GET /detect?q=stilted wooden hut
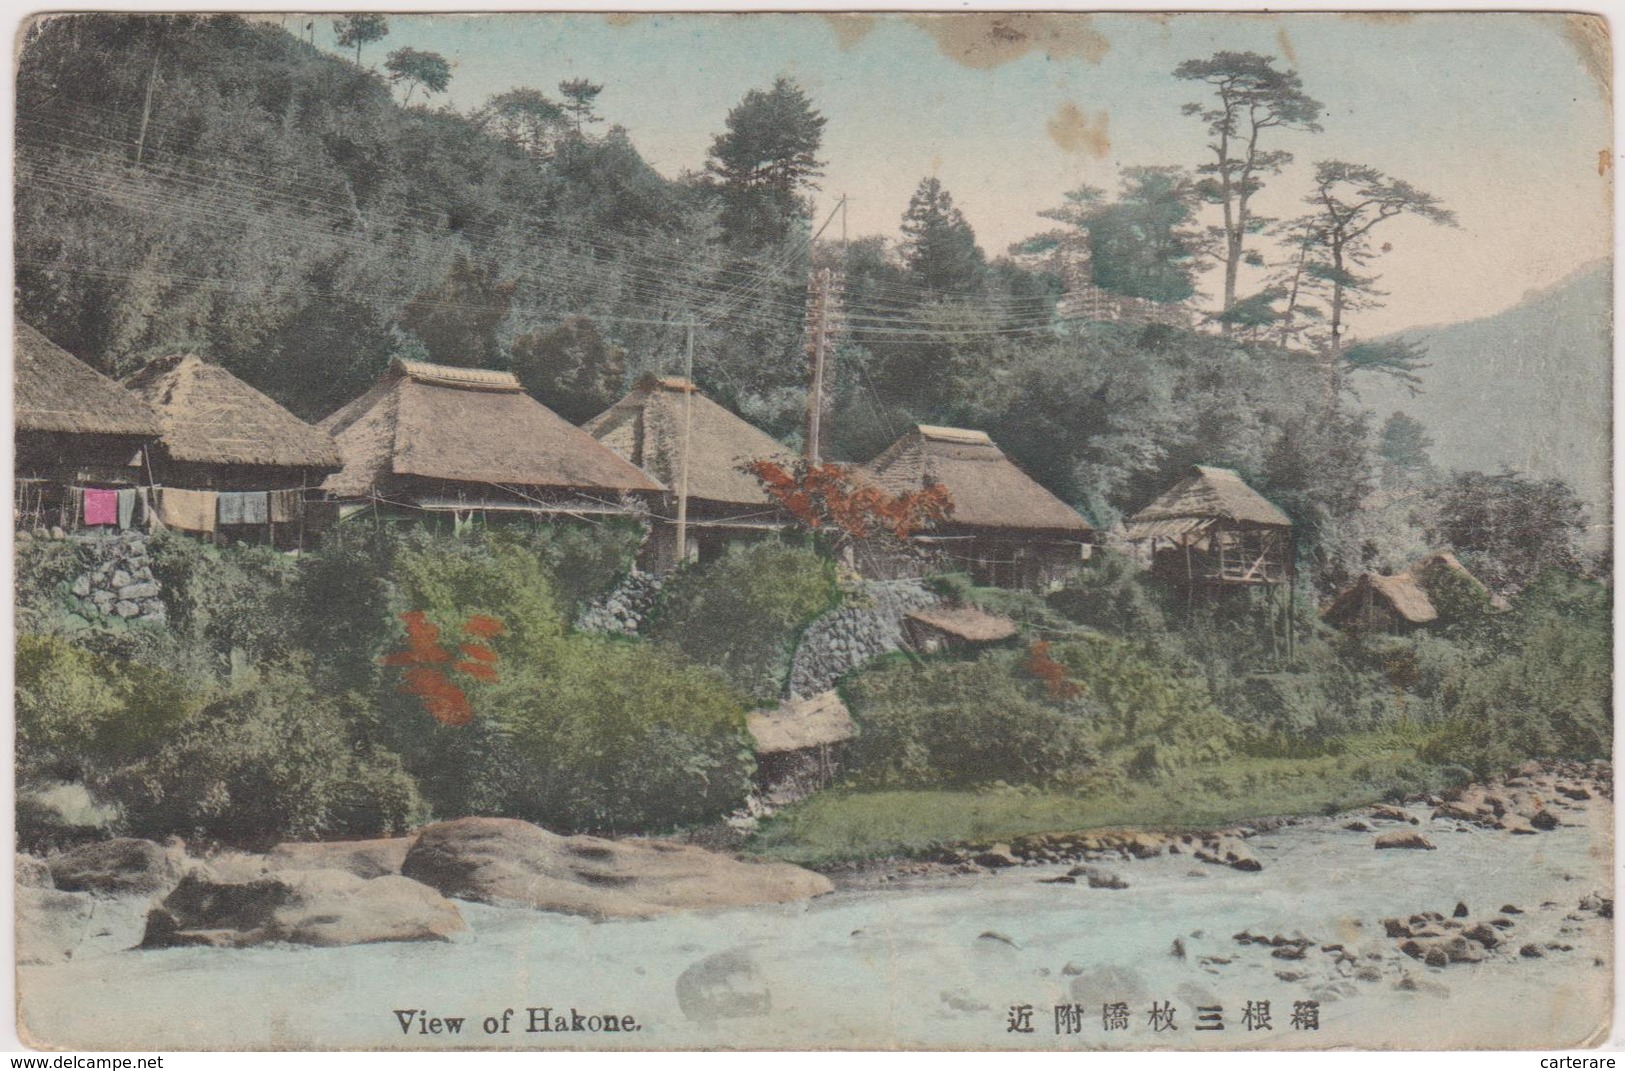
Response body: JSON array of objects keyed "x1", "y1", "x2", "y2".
[
  {"x1": 124, "y1": 354, "x2": 341, "y2": 545},
  {"x1": 320, "y1": 359, "x2": 662, "y2": 524},
  {"x1": 1124, "y1": 465, "x2": 1294, "y2": 592},
  {"x1": 583, "y1": 376, "x2": 794, "y2": 567},
  {"x1": 862, "y1": 424, "x2": 1094, "y2": 589},
  {"x1": 14, "y1": 320, "x2": 162, "y2": 530}
]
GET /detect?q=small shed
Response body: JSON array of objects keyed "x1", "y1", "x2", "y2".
[
  {"x1": 14, "y1": 320, "x2": 162, "y2": 530},
  {"x1": 904, "y1": 606, "x2": 1020, "y2": 655},
  {"x1": 862, "y1": 424, "x2": 1095, "y2": 589},
  {"x1": 124, "y1": 354, "x2": 341, "y2": 544},
  {"x1": 583, "y1": 376, "x2": 795, "y2": 567},
  {"x1": 1323, "y1": 551, "x2": 1501, "y2": 633},
  {"x1": 746, "y1": 690, "x2": 856, "y2": 803},
  {"x1": 1124, "y1": 465, "x2": 1293, "y2": 591},
  {"x1": 320, "y1": 359, "x2": 663, "y2": 523}
]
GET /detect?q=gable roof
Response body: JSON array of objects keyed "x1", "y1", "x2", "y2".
[
  {"x1": 906, "y1": 606, "x2": 1021, "y2": 643},
  {"x1": 747, "y1": 690, "x2": 856, "y2": 754},
  {"x1": 582, "y1": 376, "x2": 794, "y2": 508},
  {"x1": 862, "y1": 424, "x2": 1093, "y2": 535},
  {"x1": 123, "y1": 354, "x2": 340, "y2": 471},
  {"x1": 319, "y1": 359, "x2": 663, "y2": 498},
  {"x1": 1125, "y1": 465, "x2": 1292, "y2": 540},
  {"x1": 1323, "y1": 550, "x2": 1501, "y2": 627},
  {"x1": 15, "y1": 320, "x2": 162, "y2": 438}
]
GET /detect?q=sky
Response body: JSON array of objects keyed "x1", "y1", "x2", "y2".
[{"x1": 289, "y1": 10, "x2": 1612, "y2": 337}]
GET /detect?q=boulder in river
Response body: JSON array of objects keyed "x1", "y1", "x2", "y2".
[
  {"x1": 400, "y1": 817, "x2": 832, "y2": 919},
  {"x1": 141, "y1": 870, "x2": 465, "y2": 949},
  {"x1": 17, "y1": 886, "x2": 97, "y2": 964},
  {"x1": 675, "y1": 949, "x2": 771, "y2": 1022},
  {"x1": 49, "y1": 838, "x2": 182, "y2": 895},
  {"x1": 1374, "y1": 831, "x2": 1436, "y2": 851},
  {"x1": 267, "y1": 837, "x2": 417, "y2": 879}
]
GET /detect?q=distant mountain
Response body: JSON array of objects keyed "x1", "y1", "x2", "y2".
[{"x1": 1355, "y1": 261, "x2": 1612, "y2": 514}]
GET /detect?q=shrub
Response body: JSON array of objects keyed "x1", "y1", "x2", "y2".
[
  {"x1": 647, "y1": 541, "x2": 839, "y2": 702},
  {"x1": 106, "y1": 667, "x2": 425, "y2": 844},
  {"x1": 499, "y1": 637, "x2": 755, "y2": 832},
  {"x1": 844, "y1": 652, "x2": 1097, "y2": 788},
  {"x1": 146, "y1": 530, "x2": 302, "y2": 674},
  {"x1": 14, "y1": 534, "x2": 88, "y2": 634},
  {"x1": 1047, "y1": 551, "x2": 1171, "y2": 635}
]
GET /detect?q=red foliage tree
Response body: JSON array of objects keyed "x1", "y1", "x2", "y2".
[
  {"x1": 382, "y1": 610, "x2": 505, "y2": 726},
  {"x1": 744, "y1": 458, "x2": 952, "y2": 540},
  {"x1": 1024, "y1": 639, "x2": 1082, "y2": 700}
]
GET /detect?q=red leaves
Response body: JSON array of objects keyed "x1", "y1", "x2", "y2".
[
  {"x1": 1025, "y1": 640, "x2": 1083, "y2": 700},
  {"x1": 383, "y1": 610, "x2": 504, "y2": 726},
  {"x1": 745, "y1": 458, "x2": 953, "y2": 540}
]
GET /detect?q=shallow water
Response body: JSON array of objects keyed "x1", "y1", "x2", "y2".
[{"x1": 19, "y1": 802, "x2": 1612, "y2": 1051}]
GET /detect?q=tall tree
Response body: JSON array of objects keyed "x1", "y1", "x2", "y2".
[
  {"x1": 1378, "y1": 411, "x2": 1435, "y2": 489},
  {"x1": 401, "y1": 255, "x2": 515, "y2": 368},
  {"x1": 1292, "y1": 160, "x2": 1456, "y2": 393},
  {"x1": 332, "y1": 14, "x2": 388, "y2": 66},
  {"x1": 558, "y1": 78, "x2": 604, "y2": 135},
  {"x1": 705, "y1": 78, "x2": 827, "y2": 249},
  {"x1": 1430, "y1": 471, "x2": 1587, "y2": 594},
  {"x1": 510, "y1": 317, "x2": 625, "y2": 424},
  {"x1": 482, "y1": 88, "x2": 567, "y2": 159},
  {"x1": 1083, "y1": 167, "x2": 1200, "y2": 303},
  {"x1": 385, "y1": 47, "x2": 450, "y2": 105},
  {"x1": 1174, "y1": 51, "x2": 1322, "y2": 321},
  {"x1": 898, "y1": 177, "x2": 985, "y2": 295}
]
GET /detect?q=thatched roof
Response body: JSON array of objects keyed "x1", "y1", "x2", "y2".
[
  {"x1": 582, "y1": 377, "x2": 794, "y2": 508},
  {"x1": 124, "y1": 354, "x2": 340, "y2": 470},
  {"x1": 747, "y1": 690, "x2": 856, "y2": 755},
  {"x1": 906, "y1": 606, "x2": 1020, "y2": 643},
  {"x1": 320, "y1": 359, "x2": 663, "y2": 499},
  {"x1": 1323, "y1": 550, "x2": 1501, "y2": 627},
  {"x1": 1125, "y1": 465, "x2": 1291, "y2": 540},
  {"x1": 15, "y1": 321, "x2": 161, "y2": 438},
  {"x1": 863, "y1": 425, "x2": 1093, "y2": 536}
]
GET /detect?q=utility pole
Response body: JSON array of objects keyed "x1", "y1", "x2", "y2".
[
  {"x1": 804, "y1": 269, "x2": 832, "y2": 463},
  {"x1": 674, "y1": 320, "x2": 695, "y2": 564}
]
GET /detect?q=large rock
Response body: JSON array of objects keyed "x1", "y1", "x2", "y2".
[
  {"x1": 675, "y1": 949, "x2": 771, "y2": 1022},
  {"x1": 49, "y1": 837, "x2": 182, "y2": 895},
  {"x1": 400, "y1": 817, "x2": 833, "y2": 919},
  {"x1": 17, "y1": 886, "x2": 96, "y2": 964},
  {"x1": 267, "y1": 837, "x2": 417, "y2": 879},
  {"x1": 141, "y1": 870, "x2": 465, "y2": 949},
  {"x1": 17, "y1": 854, "x2": 53, "y2": 889},
  {"x1": 1374, "y1": 831, "x2": 1436, "y2": 851}
]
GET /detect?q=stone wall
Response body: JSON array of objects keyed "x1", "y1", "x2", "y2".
[
  {"x1": 574, "y1": 567, "x2": 666, "y2": 636},
  {"x1": 64, "y1": 531, "x2": 166, "y2": 625},
  {"x1": 787, "y1": 579, "x2": 939, "y2": 698}
]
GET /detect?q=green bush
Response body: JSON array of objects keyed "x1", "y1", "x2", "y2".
[
  {"x1": 844, "y1": 652, "x2": 1098, "y2": 788},
  {"x1": 499, "y1": 637, "x2": 755, "y2": 833},
  {"x1": 1047, "y1": 551, "x2": 1171, "y2": 635},
  {"x1": 648, "y1": 541, "x2": 839, "y2": 702},
  {"x1": 16, "y1": 633, "x2": 204, "y2": 783},
  {"x1": 107, "y1": 667, "x2": 425, "y2": 844},
  {"x1": 146, "y1": 530, "x2": 303, "y2": 674},
  {"x1": 14, "y1": 535, "x2": 89, "y2": 634}
]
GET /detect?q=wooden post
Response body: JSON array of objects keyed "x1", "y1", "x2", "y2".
[
  {"x1": 805, "y1": 269, "x2": 831, "y2": 463},
  {"x1": 675, "y1": 321, "x2": 695, "y2": 564}
]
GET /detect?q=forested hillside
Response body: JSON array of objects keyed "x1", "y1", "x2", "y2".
[{"x1": 14, "y1": 14, "x2": 1604, "y2": 593}]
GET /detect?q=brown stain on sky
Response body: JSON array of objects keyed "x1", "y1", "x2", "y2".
[
  {"x1": 1560, "y1": 15, "x2": 1612, "y2": 108},
  {"x1": 905, "y1": 13, "x2": 1109, "y2": 70},
  {"x1": 822, "y1": 14, "x2": 876, "y2": 52},
  {"x1": 1275, "y1": 27, "x2": 1299, "y2": 69},
  {"x1": 1047, "y1": 103, "x2": 1110, "y2": 159}
]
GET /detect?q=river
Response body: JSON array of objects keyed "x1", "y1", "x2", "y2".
[{"x1": 18, "y1": 797, "x2": 1612, "y2": 1051}]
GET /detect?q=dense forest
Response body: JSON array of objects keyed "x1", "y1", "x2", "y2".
[{"x1": 14, "y1": 15, "x2": 1609, "y2": 854}]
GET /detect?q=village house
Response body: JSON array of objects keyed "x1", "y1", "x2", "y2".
[
  {"x1": 1124, "y1": 464, "x2": 1294, "y2": 595},
  {"x1": 124, "y1": 354, "x2": 341, "y2": 546},
  {"x1": 903, "y1": 605, "x2": 1020, "y2": 656},
  {"x1": 745, "y1": 690, "x2": 857, "y2": 806},
  {"x1": 14, "y1": 320, "x2": 163, "y2": 531},
  {"x1": 583, "y1": 375, "x2": 795, "y2": 568},
  {"x1": 319, "y1": 359, "x2": 663, "y2": 527},
  {"x1": 1322, "y1": 550, "x2": 1502, "y2": 633},
  {"x1": 861, "y1": 424, "x2": 1095, "y2": 589}
]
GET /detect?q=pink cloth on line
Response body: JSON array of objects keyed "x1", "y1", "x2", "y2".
[{"x1": 83, "y1": 488, "x2": 119, "y2": 526}]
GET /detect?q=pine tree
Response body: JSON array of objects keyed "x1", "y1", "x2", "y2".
[
  {"x1": 705, "y1": 78, "x2": 827, "y2": 248},
  {"x1": 898, "y1": 177, "x2": 985, "y2": 295}
]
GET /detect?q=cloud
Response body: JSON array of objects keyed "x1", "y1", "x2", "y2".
[
  {"x1": 905, "y1": 13, "x2": 1109, "y2": 70},
  {"x1": 1047, "y1": 103, "x2": 1110, "y2": 158}
]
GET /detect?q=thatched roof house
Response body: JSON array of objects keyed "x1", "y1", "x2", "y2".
[
  {"x1": 747, "y1": 689, "x2": 856, "y2": 804},
  {"x1": 584, "y1": 376, "x2": 794, "y2": 512},
  {"x1": 14, "y1": 320, "x2": 162, "y2": 527},
  {"x1": 860, "y1": 425, "x2": 1093, "y2": 588},
  {"x1": 1323, "y1": 551, "x2": 1501, "y2": 632},
  {"x1": 904, "y1": 606, "x2": 1020, "y2": 654},
  {"x1": 125, "y1": 354, "x2": 341, "y2": 483},
  {"x1": 320, "y1": 359, "x2": 662, "y2": 515},
  {"x1": 1125, "y1": 465, "x2": 1292, "y2": 588}
]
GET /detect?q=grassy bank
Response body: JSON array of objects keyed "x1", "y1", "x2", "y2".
[{"x1": 745, "y1": 732, "x2": 1446, "y2": 865}]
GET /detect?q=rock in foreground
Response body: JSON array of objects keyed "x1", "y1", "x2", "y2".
[
  {"x1": 401, "y1": 817, "x2": 833, "y2": 919},
  {"x1": 267, "y1": 837, "x2": 416, "y2": 879},
  {"x1": 49, "y1": 838, "x2": 182, "y2": 895},
  {"x1": 141, "y1": 870, "x2": 465, "y2": 949}
]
